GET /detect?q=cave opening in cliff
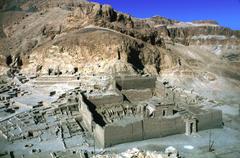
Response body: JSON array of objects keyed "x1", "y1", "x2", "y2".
[
  {"x1": 16, "y1": 56, "x2": 23, "y2": 67},
  {"x1": 127, "y1": 47, "x2": 144, "y2": 71},
  {"x1": 6, "y1": 55, "x2": 12, "y2": 66},
  {"x1": 117, "y1": 50, "x2": 121, "y2": 60}
]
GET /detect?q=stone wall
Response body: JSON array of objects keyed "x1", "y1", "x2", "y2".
[
  {"x1": 79, "y1": 94, "x2": 106, "y2": 147},
  {"x1": 122, "y1": 89, "x2": 153, "y2": 102},
  {"x1": 88, "y1": 93, "x2": 123, "y2": 106},
  {"x1": 33, "y1": 81, "x2": 81, "y2": 86},
  {"x1": 101, "y1": 116, "x2": 184, "y2": 148},
  {"x1": 93, "y1": 124, "x2": 105, "y2": 147},
  {"x1": 79, "y1": 95, "x2": 93, "y2": 132},
  {"x1": 33, "y1": 75, "x2": 80, "y2": 86},
  {"x1": 103, "y1": 120, "x2": 143, "y2": 147},
  {"x1": 35, "y1": 75, "x2": 77, "y2": 81},
  {"x1": 116, "y1": 76, "x2": 156, "y2": 90},
  {"x1": 96, "y1": 109, "x2": 222, "y2": 148},
  {"x1": 80, "y1": 92, "x2": 223, "y2": 148},
  {"x1": 142, "y1": 116, "x2": 185, "y2": 139},
  {"x1": 196, "y1": 109, "x2": 223, "y2": 131}
]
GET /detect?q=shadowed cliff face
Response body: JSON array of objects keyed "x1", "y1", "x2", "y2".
[{"x1": 0, "y1": 0, "x2": 239, "y2": 87}]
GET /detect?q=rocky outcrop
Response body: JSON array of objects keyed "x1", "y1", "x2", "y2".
[
  {"x1": 21, "y1": 27, "x2": 177, "y2": 75},
  {"x1": 192, "y1": 20, "x2": 219, "y2": 25},
  {"x1": 69, "y1": 3, "x2": 165, "y2": 46},
  {"x1": 166, "y1": 24, "x2": 240, "y2": 45},
  {"x1": 0, "y1": 0, "x2": 239, "y2": 80}
]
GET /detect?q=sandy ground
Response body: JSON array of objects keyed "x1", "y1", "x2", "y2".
[
  {"x1": 107, "y1": 127, "x2": 240, "y2": 157},
  {"x1": 1, "y1": 125, "x2": 239, "y2": 157},
  {"x1": 14, "y1": 82, "x2": 76, "y2": 106}
]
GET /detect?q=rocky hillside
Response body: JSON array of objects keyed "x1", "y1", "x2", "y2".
[{"x1": 0, "y1": 0, "x2": 240, "y2": 101}]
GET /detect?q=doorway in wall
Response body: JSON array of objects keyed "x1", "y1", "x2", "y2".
[
  {"x1": 190, "y1": 122, "x2": 193, "y2": 134},
  {"x1": 163, "y1": 110, "x2": 166, "y2": 116}
]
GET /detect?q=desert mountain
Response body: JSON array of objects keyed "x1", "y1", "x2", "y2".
[{"x1": 0, "y1": 0, "x2": 240, "y2": 102}]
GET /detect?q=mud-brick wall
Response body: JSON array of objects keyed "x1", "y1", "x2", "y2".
[
  {"x1": 116, "y1": 76, "x2": 156, "y2": 90},
  {"x1": 88, "y1": 94, "x2": 123, "y2": 106},
  {"x1": 196, "y1": 110, "x2": 223, "y2": 131},
  {"x1": 79, "y1": 94, "x2": 107, "y2": 147},
  {"x1": 101, "y1": 116, "x2": 185, "y2": 148},
  {"x1": 103, "y1": 121, "x2": 143, "y2": 147},
  {"x1": 79, "y1": 96, "x2": 93, "y2": 131},
  {"x1": 94, "y1": 124, "x2": 105, "y2": 147},
  {"x1": 143, "y1": 116, "x2": 185, "y2": 139},
  {"x1": 122, "y1": 89, "x2": 153, "y2": 102}
]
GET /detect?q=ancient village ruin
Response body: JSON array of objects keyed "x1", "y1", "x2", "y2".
[
  {"x1": 0, "y1": 0, "x2": 240, "y2": 157},
  {"x1": 0, "y1": 71, "x2": 223, "y2": 152}
]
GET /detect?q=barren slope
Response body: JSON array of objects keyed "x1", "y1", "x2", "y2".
[{"x1": 0, "y1": 0, "x2": 239, "y2": 102}]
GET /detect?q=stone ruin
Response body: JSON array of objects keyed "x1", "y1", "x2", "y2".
[
  {"x1": 78, "y1": 74, "x2": 223, "y2": 147},
  {"x1": 0, "y1": 73, "x2": 223, "y2": 157}
]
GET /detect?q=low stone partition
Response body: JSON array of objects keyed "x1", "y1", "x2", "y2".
[
  {"x1": 35, "y1": 75, "x2": 77, "y2": 81},
  {"x1": 33, "y1": 75, "x2": 80, "y2": 86},
  {"x1": 33, "y1": 81, "x2": 81, "y2": 86}
]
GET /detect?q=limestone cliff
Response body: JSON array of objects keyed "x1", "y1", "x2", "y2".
[{"x1": 0, "y1": 0, "x2": 239, "y2": 89}]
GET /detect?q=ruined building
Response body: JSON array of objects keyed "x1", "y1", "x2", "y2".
[
  {"x1": 78, "y1": 75, "x2": 223, "y2": 148},
  {"x1": 0, "y1": 73, "x2": 223, "y2": 150}
]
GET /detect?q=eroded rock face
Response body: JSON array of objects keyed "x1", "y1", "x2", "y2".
[
  {"x1": 0, "y1": 0, "x2": 239, "y2": 80},
  {"x1": 21, "y1": 28, "x2": 177, "y2": 75},
  {"x1": 166, "y1": 24, "x2": 240, "y2": 45}
]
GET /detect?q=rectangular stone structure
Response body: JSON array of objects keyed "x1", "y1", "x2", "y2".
[{"x1": 116, "y1": 76, "x2": 156, "y2": 90}]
